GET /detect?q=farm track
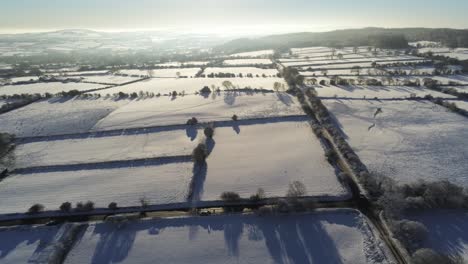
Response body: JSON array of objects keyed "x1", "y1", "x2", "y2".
[{"x1": 16, "y1": 115, "x2": 309, "y2": 144}]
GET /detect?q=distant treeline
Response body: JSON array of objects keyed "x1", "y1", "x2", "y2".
[{"x1": 214, "y1": 28, "x2": 468, "y2": 55}]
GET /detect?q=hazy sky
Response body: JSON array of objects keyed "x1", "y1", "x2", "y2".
[{"x1": 1, "y1": 0, "x2": 467, "y2": 34}]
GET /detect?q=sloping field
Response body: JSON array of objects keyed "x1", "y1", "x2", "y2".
[
  {"x1": 92, "y1": 92, "x2": 302, "y2": 130},
  {"x1": 0, "y1": 82, "x2": 107, "y2": 96},
  {"x1": 200, "y1": 121, "x2": 348, "y2": 200},
  {"x1": 64, "y1": 210, "x2": 391, "y2": 264},
  {"x1": 0, "y1": 162, "x2": 193, "y2": 214},
  {"x1": 0, "y1": 98, "x2": 129, "y2": 137},
  {"x1": 323, "y1": 99, "x2": 468, "y2": 185}
]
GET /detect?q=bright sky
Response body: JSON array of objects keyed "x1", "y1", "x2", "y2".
[{"x1": 1, "y1": 0, "x2": 467, "y2": 34}]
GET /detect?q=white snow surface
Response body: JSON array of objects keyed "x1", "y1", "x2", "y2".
[
  {"x1": 15, "y1": 129, "x2": 200, "y2": 168},
  {"x1": 64, "y1": 210, "x2": 391, "y2": 264},
  {"x1": 323, "y1": 99, "x2": 468, "y2": 185},
  {"x1": 0, "y1": 163, "x2": 193, "y2": 214},
  {"x1": 200, "y1": 121, "x2": 348, "y2": 200},
  {"x1": 0, "y1": 225, "x2": 60, "y2": 264},
  {"x1": 204, "y1": 67, "x2": 279, "y2": 76},
  {"x1": 314, "y1": 85, "x2": 456, "y2": 99},
  {"x1": 118, "y1": 68, "x2": 201, "y2": 78},
  {"x1": 90, "y1": 78, "x2": 286, "y2": 95},
  {"x1": 408, "y1": 211, "x2": 468, "y2": 262},
  {"x1": 92, "y1": 92, "x2": 302, "y2": 130},
  {"x1": 0, "y1": 82, "x2": 106, "y2": 96},
  {"x1": 0, "y1": 98, "x2": 129, "y2": 137},
  {"x1": 223, "y1": 59, "x2": 272, "y2": 65}
]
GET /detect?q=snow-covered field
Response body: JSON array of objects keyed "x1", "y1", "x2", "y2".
[
  {"x1": 408, "y1": 211, "x2": 468, "y2": 262},
  {"x1": 15, "y1": 129, "x2": 199, "y2": 168},
  {"x1": 282, "y1": 56, "x2": 420, "y2": 68},
  {"x1": 81, "y1": 75, "x2": 141, "y2": 84},
  {"x1": 64, "y1": 210, "x2": 391, "y2": 264},
  {"x1": 0, "y1": 163, "x2": 193, "y2": 214},
  {"x1": 0, "y1": 225, "x2": 60, "y2": 263},
  {"x1": 0, "y1": 82, "x2": 107, "y2": 96},
  {"x1": 454, "y1": 101, "x2": 468, "y2": 111},
  {"x1": 229, "y1": 49, "x2": 273, "y2": 57},
  {"x1": 118, "y1": 68, "x2": 201, "y2": 78},
  {"x1": 323, "y1": 99, "x2": 468, "y2": 185},
  {"x1": 155, "y1": 61, "x2": 209, "y2": 67},
  {"x1": 92, "y1": 92, "x2": 303, "y2": 130},
  {"x1": 315, "y1": 85, "x2": 455, "y2": 99},
  {"x1": 223, "y1": 59, "x2": 272, "y2": 66},
  {"x1": 200, "y1": 121, "x2": 348, "y2": 200},
  {"x1": 91, "y1": 78, "x2": 286, "y2": 95},
  {"x1": 204, "y1": 67, "x2": 279, "y2": 77},
  {"x1": 0, "y1": 98, "x2": 128, "y2": 137},
  {"x1": 8, "y1": 76, "x2": 40, "y2": 83}
]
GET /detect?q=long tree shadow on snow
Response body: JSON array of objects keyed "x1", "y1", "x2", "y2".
[{"x1": 79, "y1": 212, "x2": 365, "y2": 263}]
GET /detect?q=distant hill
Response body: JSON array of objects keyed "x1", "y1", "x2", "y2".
[{"x1": 214, "y1": 27, "x2": 468, "y2": 54}]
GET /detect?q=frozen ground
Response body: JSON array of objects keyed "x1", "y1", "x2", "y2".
[
  {"x1": 0, "y1": 162, "x2": 193, "y2": 214},
  {"x1": 64, "y1": 210, "x2": 391, "y2": 264},
  {"x1": 408, "y1": 211, "x2": 468, "y2": 262},
  {"x1": 0, "y1": 225, "x2": 60, "y2": 264},
  {"x1": 204, "y1": 67, "x2": 279, "y2": 77},
  {"x1": 200, "y1": 121, "x2": 348, "y2": 201},
  {"x1": 323, "y1": 99, "x2": 468, "y2": 185},
  {"x1": 15, "y1": 129, "x2": 200, "y2": 168},
  {"x1": 8, "y1": 76, "x2": 40, "y2": 83},
  {"x1": 155, "y1": 61, "x2": 209, "y2": 67},
  {"x1": 81, "y1": 75, "x2": 141, "y2": 84},
  {"x1": 118, "y1": 68, "x2": 201, "y2": 78},
  {"x1": 453, "y1": 101, "x2": 468, "y2": 111},
  {"x1": 223, "y1": 59, "x2": 272, "y2": 66},
  {"x1": 229, "y1": 49, "x2": 274, "y2": 57},
  {"x1": 0, "y1": 98, "x2": 129, "y2": 137},
  {"x1": 92, "y1": 92, "x2": 303, "y2": 130},
  {"x1": 91, "y1": 78, "x2": 286, "y2": 95},
  {"x1": 0, "y1": 82, "x2": 107, "y2": 96},
  {"x1": 314, "y1": 85, "x2": 455, "y2": 99}
]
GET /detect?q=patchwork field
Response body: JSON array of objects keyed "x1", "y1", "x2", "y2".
[
  {"x1": 92, "y1": 92, "x2": 303, "y2": 130},
  {"x1": 323, "y1": 99, "x2": 468, "y2": 185},
  {"x1": 63, "y1": 210, "x2": 391, "y2": 264},
  {"x1": 0, "y1": 162, "x2": 193, "y2": 214},
  {"x1": 200, "y1": 120, "x2": 348, "y2": 201}
]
